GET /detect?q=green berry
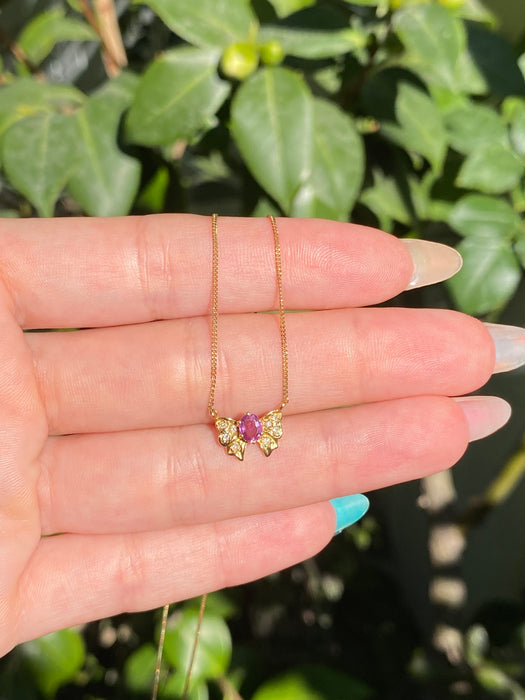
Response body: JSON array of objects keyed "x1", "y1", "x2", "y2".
[
  {"x1": 221, "y1": 43, "x2": 259, "y2": 81},
  {"x1": 260, "y1": 40, "x2": 285, "y2": 66}
]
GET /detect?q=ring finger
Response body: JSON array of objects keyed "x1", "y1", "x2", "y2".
[{"x1": 39, "y1": 393, "x2": 507, "y2": 535}]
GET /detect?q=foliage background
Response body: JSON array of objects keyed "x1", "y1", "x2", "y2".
[{"x1": 1, "y1": 0, "x2": 525, "y2": 697}]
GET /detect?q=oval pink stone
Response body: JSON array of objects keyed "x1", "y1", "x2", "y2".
[{"x1": 238, "y1": 413, "x2": 263, "y2": 443}]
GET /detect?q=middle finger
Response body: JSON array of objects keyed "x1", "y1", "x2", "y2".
[{"x1": 27, "y1": 307, "x2": 494, "y2": 435}]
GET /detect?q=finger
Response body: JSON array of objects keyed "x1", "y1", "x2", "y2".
[
  {"x1": 27, "y1": 308, "x2": 495, "y2": 435},
  {"x1": 14, "y1": 502, "x2": 335, "y2": 649},
  {"x1": 39, "y1": 396, "x2": 471, "y2": 535},
  {"x1": 1, "y1": 215, "x2": 414, "y2": 329}
]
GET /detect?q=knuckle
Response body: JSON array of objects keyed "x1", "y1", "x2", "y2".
[{"x1": 134, "y1": 215, "x2": 176, "y2": 321}]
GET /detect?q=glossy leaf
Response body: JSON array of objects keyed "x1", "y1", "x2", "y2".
[
  {"x1": 360, "y1": 170, "x2": 411, "y2": 230},
  {"x1": 18, "y1": 7, "x2": 97, "y2": 66},
  {"x1": 21, "y1": 629, "x2": 85, "y2": 698},
  {"x1": 123, "y1": 644, "x2": 157, "y2": 694},
  {"x1": 381, "y1": 83, "x2": 447, "y2": 174},
  {"x1": 393, "y1": 4, "x2": 465, "y2": 91},
  {"x1": 504, "y1": 97, "x2": 525, "y2": 158},
  {"x1": 0, "y1": 79, "x2": 84, "y2": 164},
  {"x1": 126, "y1": 47, "x2": 229, "y2": 147},
  {"x1": 258, "y1": 26, "x2": 358, "y2": 59},
  {"x1": 252, "y1": 665, "x2": 373, "y2": 700},
  {"x1": 3, "y1": 111, "x2": 79, "y2": 217},
  {"x1": 137, "y1": 0, "x2": 257, "y2": 49},
  {"x1": 230, "y1": 67, "x2": 312, "y2": 213},
  {"x1": 163, "y1": 610, "x2": 232, "y2": 681},
  {"x1": 515, "y1": 232, "x2": 525, "y2": 269},
  {"x1": 68, "y1": 73, "x2": 141, "y2": 216},
  {"x1": 448, "y1": 238, "x2": 521, "y2": 315},
  {"x1": 444, "y1": 102, "x2": 508, "y2": 155},
  {"x1": 449, "y1": 195, "x2": 521, "y2": 240},
  {"x1": 292, "y1": 98, "x2": 364, "y2": 220},
  {"x1": 266, "y1": 0, "x2": 315, "y2": 18},
  {"x1": 456, "y1": 142, "x2": 524, "y2": 195},
  {"x1": 162, "y1": 671, "x2": 210, "y2": 699}
]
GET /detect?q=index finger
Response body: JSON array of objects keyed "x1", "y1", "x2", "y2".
[{"x1": 0, "y1": 214, "x2": 413, "y2": 329}]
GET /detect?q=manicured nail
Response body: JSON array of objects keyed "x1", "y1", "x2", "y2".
[
  {"x1": 485, "y1": 323, "x2": 525, "y2": 373},
  {"x1": 454, "y1": 396, "x2": 512, "y2": 441},
  {"x1": 330, "y1": 494, "x2": 369, "y2": 535},
  {"x1": 402, "y1": 239, "x2": 463, "y2": 289}
]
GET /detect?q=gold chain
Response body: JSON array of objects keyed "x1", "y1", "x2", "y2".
[
  {"x1": 153, "y1": 216, "x2": 289, "y2": 699},
  {"x1": 208, "y1": 214, "x2": 289, "y2": 418}
]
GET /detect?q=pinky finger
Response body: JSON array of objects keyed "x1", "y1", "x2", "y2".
[{"x1": 12, "y1": 496, "x2": 368, "y2": 650}]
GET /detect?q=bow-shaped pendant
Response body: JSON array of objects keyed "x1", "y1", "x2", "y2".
[{"x1": 215, "y1": 410, "x2": 283, "y2": 460}]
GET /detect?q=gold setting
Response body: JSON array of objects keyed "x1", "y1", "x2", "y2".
[
  {"x1": 215, "y1": 410, "x2": 283, "y2": 461},
  {"x1": 209, "y1": 214, "x2": 289, "y2": 459}
]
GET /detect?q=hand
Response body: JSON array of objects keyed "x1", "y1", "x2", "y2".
[{"x1": 0, "y1": 214, "x2": 517, "y2": 656}]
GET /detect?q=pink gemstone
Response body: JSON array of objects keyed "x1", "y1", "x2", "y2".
[{"x1": 238, "y1": 413, "x2": 263, "y2": 443}]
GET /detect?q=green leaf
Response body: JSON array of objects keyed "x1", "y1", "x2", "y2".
[
  {"x1": 257, "y1": 26, "x2": 359, "y2": 59},
  {"x1": 18, "y1": 7, "x2": 97, "y2": 66},
  {"x1": 459, "y1": 0, "x2": 497, "y2": 25},
  {"x1": 515, "y1": 233, "x2": 525, "y2": 269},
  {"x1": 21, "y1": 629, "x2": 85, "y2": 698},
  {"x1": 123, "y1": 644, "x2": 157, "y2": 694},
  {"x1": 444, "y1": 102, "x2": 508, "y2": 155},
  {"x1": 503, "y1": 97, "x2": 525, "y2": 158},
  {"x1": 449, "y1": 195, "x2": 521, "y2": 240},
  {"x1": 126, "y1": 47, "x2": 229, "y2": 147},
  {"x1": 381, "y1": 83, "x2": 447, "y2": 174},
  {"x1": 456, "y1": 142, "x2": 524, "y2": 195},
  {"x1": 0, "y1": 79, "x2": 84, "y2": 164},
  {"x1": 163, "y1": 611, "x2": 232, "y2": 682},
  {"x1": 393, "y1": 4, "x2": 466, "y2": 91},
  {"x1": 265, "y1": 0, "x2": 315, "y2": 18},
  {"x1": 68, "y1": 74, "x2": 141, "y2": 216},
  {"x1": 447, "y1": 238, "x2": 521, "y2": 315},
  {"x1": 360, "y1": 170, "x2": 411, "y2": 230},
  {"x1": 292, "y1": 98, "x2": 364, "y2": 220},
  {"x1": 137, "y1": 0, "x2": 257, "y2": 48},
  {"x1": 184, "y1": 591, "x2": 238, "y2": 620},
  {"x1": 3, "y1": 111, "x2": 79, "y2": 217},
  {"x1": 161, "y1": 672, "x2": 209, "y2": 699},
  {"x1": 252, "y1": 665, "x2": 373, "y2": 700},
  {"x1": 230, "y1": 67, "x2": 312, "y2": 213}
]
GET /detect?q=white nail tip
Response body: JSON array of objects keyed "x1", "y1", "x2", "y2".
[
  {"x1": 485, "y1": 323, "x2": 525, "y2": 374},
  {"x1": 402, "y1": 239, "x2": 463, "y2": 290}
]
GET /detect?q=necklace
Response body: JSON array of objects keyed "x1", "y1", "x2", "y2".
[
  {"x1": 209, "y1": 214, "x2": 289, "y2": 460},
  {"x1": 152, "y1": 215, "x2": 290, "y2": 700}
]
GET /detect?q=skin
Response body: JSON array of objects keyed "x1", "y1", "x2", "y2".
[{"x1": 0, "y1": 214, "x2": 495, "y2": 656}]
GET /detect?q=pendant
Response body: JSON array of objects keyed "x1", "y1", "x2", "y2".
[{"x1": 215, "y1": 410, "x2": 283, "y2": 460}]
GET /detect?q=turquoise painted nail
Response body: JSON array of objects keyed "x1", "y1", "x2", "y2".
[{"x1": 330, "y1": 494, "x2": 369, "y2": 535}]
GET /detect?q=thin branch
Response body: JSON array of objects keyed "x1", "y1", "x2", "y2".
[
  {"x1": 460, "y1": 431, "x2": 525, "y2": 529},
  {"x1": 94, "y1": 0, "x2": 128, "y2": 77},
  {"x1": 0, "y1": 27, "x2": 38, "y2": 73},
  {"x1": 78, "y1": 0, "x2": 127, "y2": 77},
  {"x1": 216, "y1": 675, "x2": 245, "y2": 700}
]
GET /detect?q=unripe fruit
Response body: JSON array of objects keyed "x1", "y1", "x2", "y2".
[
  {"x1": 221, "y1": 43, "x2": 259, "y2": 80},
  {"x1": 260, "y1": 40, "x2": 285, "y2": 66}
]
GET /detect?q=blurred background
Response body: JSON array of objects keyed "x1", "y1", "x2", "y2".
[{"x1": 1, "y1": 0, "x2": 525, "y2": 697}]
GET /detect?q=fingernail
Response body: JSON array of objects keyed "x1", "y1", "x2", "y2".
[
  {"x1": 485, "y1": 323, "x2": 525, "y2": 373},
  {"x1": 330, "y1": 494, "x2": 369, "y2": 535},
  {"x1": 402, "y1": 239, "x2": 463, "y2": 289},
  {"x1": 454, "y1": 396, "x2": 512, "y2": 441}
]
